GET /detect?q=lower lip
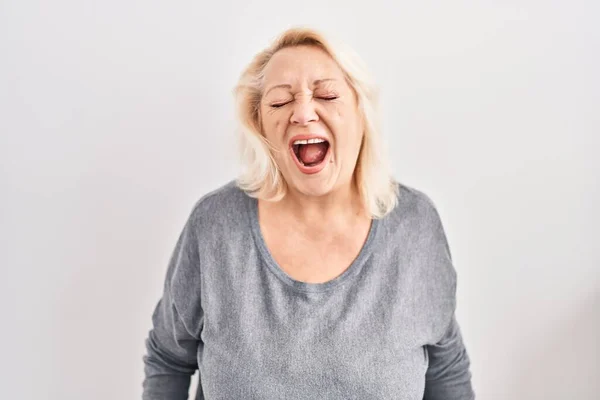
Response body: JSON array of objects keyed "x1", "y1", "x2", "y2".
[{"x1": 289, "y1": 145, "x2": 331, "y2": 175}]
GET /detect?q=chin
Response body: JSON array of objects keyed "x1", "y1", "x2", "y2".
[
  {"x1": 291, "y1": 179, "x2": 335, "y2": 198},
  {"x1": 283, "y1": 165, "x2": 343, "y2": 198}
]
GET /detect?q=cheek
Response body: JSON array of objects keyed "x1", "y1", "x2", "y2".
[
  {"x1": 332, "y1": 110, "x2": 363, "y2": 145},
  {"x1": 274, "y1": 119, "x2": 283, "y2": 131},
  {"x1": 261, "y1": 109, "x2": 287, "y2": 140},
  {"x1": 349, "y1": 111, "x2": 365, "y2": 145}
]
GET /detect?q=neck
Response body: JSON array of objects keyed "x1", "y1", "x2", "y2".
[{"x1": 273, "y1": 180, "x2": 368, "y2": 232}]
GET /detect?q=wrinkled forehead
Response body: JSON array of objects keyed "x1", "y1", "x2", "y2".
[{"x1": 262, "y1": 45, "x2": 346, "y2": 88}]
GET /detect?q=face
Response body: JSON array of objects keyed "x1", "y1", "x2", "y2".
[{"x1": 259, "y1": 45, "x2": 364, "y2": 198}]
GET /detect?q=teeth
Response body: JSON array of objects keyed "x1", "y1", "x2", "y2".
[{"x1": 293, "y1": 138, "x2": 326, "y2": 145}]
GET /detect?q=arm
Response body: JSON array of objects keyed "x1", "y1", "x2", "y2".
[
  {"x1": 424, "y1": 314, "x2": 475, "y2": 400},
  {"x1": 142, "y1": 213, "x2": 203, "y2": 400},
  {"x1": 419, "y1": 191, "x2": 475, "y2": 399}
]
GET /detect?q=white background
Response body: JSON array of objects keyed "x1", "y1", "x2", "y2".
[{"x1": 1, "y1": 1, "x2": 598, "y2": 399}]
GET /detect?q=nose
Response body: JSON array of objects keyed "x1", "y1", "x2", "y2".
[{"x1": 290, "y1": 96, "x2": 319, "y2": 125}]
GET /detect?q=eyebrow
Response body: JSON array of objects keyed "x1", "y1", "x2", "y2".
[{"x1": 264, "y1": 78, "x2": 338, "y2": 97}]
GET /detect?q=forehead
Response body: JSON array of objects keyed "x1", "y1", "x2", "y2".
[{"x1": 262, "y1": 45, "x2": 345, "y2": 85}]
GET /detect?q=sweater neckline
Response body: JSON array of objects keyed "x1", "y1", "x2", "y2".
[{"x1": 245, "y1": 193, "x2": 379, "y2": 293}]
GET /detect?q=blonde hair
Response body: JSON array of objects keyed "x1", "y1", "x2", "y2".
[{"x1": 233, "y1": 26, "x2": 398, "y2": 219}]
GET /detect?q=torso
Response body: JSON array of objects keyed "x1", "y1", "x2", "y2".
[{"x1": 172, "y1": 181, "x2": 458, "y2": 399}]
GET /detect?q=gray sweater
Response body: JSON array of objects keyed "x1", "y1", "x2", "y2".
[{"x1": 142, "y1": 180, "x2": 475, "y2": 399}]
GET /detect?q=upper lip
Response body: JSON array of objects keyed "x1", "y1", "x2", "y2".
[{"x1": 288, "y1": 134, "x2": 330, "y2": 148}]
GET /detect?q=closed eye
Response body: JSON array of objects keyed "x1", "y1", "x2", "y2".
[
  {"x1": 270, "y1": 101, "x2": 291, "y2": 108},
  {"x1": 270, "y1": 96, "x2": 338, "y2": 108}
]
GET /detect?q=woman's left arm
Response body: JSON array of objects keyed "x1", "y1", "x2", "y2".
[
  {"x1": 423, "y1": 314, "x2": 475, "y2": 400},
  {"x1": 417, "y1": 190, "x2": 476, "y2": 399}
]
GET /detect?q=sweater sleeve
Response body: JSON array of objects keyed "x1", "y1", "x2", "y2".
[
  {"x1": 142, "y1": 211, "x2": 203, "y2": 400},
  {"x1": 419, "y1": 191, "x2": 475, "y2": 399},
  {"x1": 423, "y1": 314, "x2": 475, "y2": 399}
]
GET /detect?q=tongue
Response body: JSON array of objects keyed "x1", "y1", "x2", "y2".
[{"x1": 299, "y1": 143, "x2": 328, "y2": 165}]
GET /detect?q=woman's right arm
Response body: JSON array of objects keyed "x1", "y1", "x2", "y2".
[{"x1": 142, "y1": 211, "x2": 204, "y2": 400}]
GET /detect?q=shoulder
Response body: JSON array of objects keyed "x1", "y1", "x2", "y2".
[
  {"x1": 183, "y1": 179, "x2": 250, "y2": 238},
  {"x1": 384, "y1": 181, "x2": 446, "y2": 234},
  {"x1": 189, "y1": 179, "x2": 246, "y2": 216},
  {"x1": 397, "y1": 181, "x2": 440, "y2": 212},
  {"x1": 383, "y1": 183, "x2": 454, "y2": 280}
]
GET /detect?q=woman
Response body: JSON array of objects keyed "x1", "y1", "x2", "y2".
[{"x1": 142, "y1": 27, "x2": 475, "y2": 399}]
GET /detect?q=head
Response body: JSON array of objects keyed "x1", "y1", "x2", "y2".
[{"x1": 234, "y1": 27, "x2": 398, "y2": 218}]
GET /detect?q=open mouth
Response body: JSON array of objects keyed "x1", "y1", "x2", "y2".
[{"x1": 291, "y1": 138, "x2": 330, "y2": 168}]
